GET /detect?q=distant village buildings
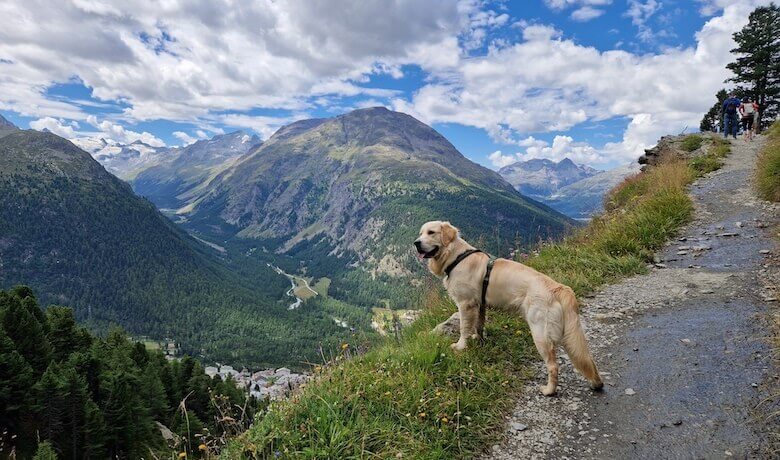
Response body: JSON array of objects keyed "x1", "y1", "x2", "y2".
[{"x1": 206, "y1": 364, "x2": 309, "y2": 401}]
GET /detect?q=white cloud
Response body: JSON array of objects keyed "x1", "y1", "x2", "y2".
[
  {"x1": 29, "y1": 117, "x2": 79, "y2": 137},
  {"x1": 397, "y1": 1, "x2": 767, "y2": 167},
  {"x1": 85, "y1": 115, "x2": 165, "y2": 146},
  {"x1": 488, "y1": 150, "x2": 517, "y2": 168},
  {"x1": 544, "y1": 0, "x2": 613, "y2": 11},
  {"x1": 0, "y1": 0, "x2": 474, "y2": 123},
  {"x1": 173, "y1": 131, "x2": 197, "y2": 146},
  {"x1": 625, "y1": 0, "x2": 662, "y2": 41},
  {"x1": 571, "y1": 6, "x2": 606, "y2": 21}
]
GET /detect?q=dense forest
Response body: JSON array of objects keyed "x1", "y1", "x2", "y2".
[
  {"x1": 0, "y1": 130, "x2": 362, "y2": 368},
  {"x1": 0, "y1": 286, "x2": 260, "y2": 459}
]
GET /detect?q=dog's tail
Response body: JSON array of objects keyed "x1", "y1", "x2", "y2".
[{"x1": 554, "y1": 285, "x2": 603, "y2": 390}]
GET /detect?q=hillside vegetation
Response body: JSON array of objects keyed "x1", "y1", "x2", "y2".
[
  {"x1": 756, "y1": 121, "x2": 780, "y2": 202},
  {"x1": 224, "y1": 135, "x2": 730, "y2": 459},
  {"x1": 0, "y1": 130, "x2": 359, "y2": 367},
  {"x1": 0, "y1": 287, "x2": 258, "y2": 459}
]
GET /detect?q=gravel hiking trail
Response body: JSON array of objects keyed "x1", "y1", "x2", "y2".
[{"x1": 487, "y1": 136, "x2": 779, "y2": 459}]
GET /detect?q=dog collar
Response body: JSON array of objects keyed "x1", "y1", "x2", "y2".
[{"x1": 443, "y1": 249, "x2": 483, "y2": 277}]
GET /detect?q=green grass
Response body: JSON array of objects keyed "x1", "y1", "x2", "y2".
[
  {"x1": 681, "y1": 134, "x2": 704, "y2": 152},
  {"x1": 224, "y1": 136, "x2": 731, "y2": 459},
  {"x1": 756, "y1": 121, "x2": 780, "y2": 202}
]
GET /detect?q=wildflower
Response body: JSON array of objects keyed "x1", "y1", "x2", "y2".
[
  {"x1": 341, "y1": 343, "x2": 349, "y2": 350},
  {"x1": 178, "y1": 453, "x2": 187, "y2": 458},
  {"x1": 441, "y1": 417, "x2": 449, "y2": 424},
  {"x1": 435, "y1": 391, "x2": 441, "y2": 397},
  {"x1": 418, "y1": 412, "x2": 427, "y2": 418},
  {"x1": 198, "y1": 444, "x2": 207, "y2": 451},
  {"x1": 384, "y1": 391, "x2": 392, "y2": 396},
  {"x1": 515, "y1": 330, "x2": 522, "y2": 335}
]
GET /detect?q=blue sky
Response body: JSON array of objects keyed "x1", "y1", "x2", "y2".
[{"x1": 0, "y1": 0, "x2": 763, "y2": 169}]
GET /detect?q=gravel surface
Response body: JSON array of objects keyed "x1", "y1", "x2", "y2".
[{"x1": 486, "y1": 136, "x2": 779, "y2": 459}]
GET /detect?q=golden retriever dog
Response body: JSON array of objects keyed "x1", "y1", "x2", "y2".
[{"x1": 414, "y1": 220, "x2": 603, "y2": 396}]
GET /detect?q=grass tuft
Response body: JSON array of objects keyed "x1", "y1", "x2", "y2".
[
  {"x1": 756, "y1": 122, "x2": 780, "y2": 202},
  {"x1": 681, "y1": 134, "x2": 704, "y2": 152},
  {"x1": 224, "y1": 134, "x2": 731, "y2": 459}
]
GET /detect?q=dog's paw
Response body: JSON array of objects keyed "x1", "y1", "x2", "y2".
[
  {"x1": 590, "y1": 380, "x2": 604, "y2": 391},
  {"x1": 540, "y1": 385, "x2": 557, "y2": 397},
  {"x1": 450, "y1": 341, "x2": 467, "y2": 352}
]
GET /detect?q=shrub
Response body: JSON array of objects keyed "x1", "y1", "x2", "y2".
[{"x1": 681, "y1": 134, "x2": 704, "y2": 152}]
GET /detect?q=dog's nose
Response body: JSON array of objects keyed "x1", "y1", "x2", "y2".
[{"x1": 414, "y1": 240, "x2": 422, "y2": 250}]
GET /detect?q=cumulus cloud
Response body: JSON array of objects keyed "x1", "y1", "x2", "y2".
[
  {"x1": 85, "y1": 115, "x2": 165, "y2": 146},
  {"x1": 0, "y1": 0, "x2": 475, "y2": 122},
  {"x1": 488, "y1": 150, "x2": 517, "y2": 168},
  {"x1": 571, "y1": 6, "x2": 607, "y2": 21},
  {"x1": 396, "y1": 1, "x2": 767, "y2": 166},
  {"x1": 29, "y1": 117, "x2": 79, "y2": 137},
  {"x1": 173, "y1": 131, "x2": 197, "y2": 146},
  {"x1": 488, "y1": 136, "x2": 602, "y2": 168}
]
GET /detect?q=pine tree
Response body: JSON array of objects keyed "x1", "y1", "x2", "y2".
[
  {"x1": 725, "y1": 4, "x2": 780, "y2": 130},
  {"x1": 46, "y1": 306, "x2": 91, "y2": 362},
  {"x1": 700, "y1": 89, "x2": 729, "y2": 132},
  {"x1": 0, "y1": 290, "x2": 52, "y2": 373},
  {"x1": 0, "y1": 328, "x2": 35, "y2": 454},
  {"x1": 32, "y1": 441, "x2": 58, "y2": 460},
  {"x1": 34, "y1": 363, "x2": 65, "y2": 448}
]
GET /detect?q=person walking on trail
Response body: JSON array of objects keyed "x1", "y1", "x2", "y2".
[
  {"x1": 739, "y1": 96, "x2": 756, "y2": 141},
  {"x1": 722, "y1": 92, "x2": 741, "y2": 139}
]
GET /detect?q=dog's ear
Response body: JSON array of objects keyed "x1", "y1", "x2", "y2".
[{"x1": 441, "y1": 222, "x2": 458, "y2": 246}]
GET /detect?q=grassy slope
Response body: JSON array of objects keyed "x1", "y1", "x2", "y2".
[
  {"x1": 756, "y1": 122, "x2": 780, "y2": 450},
  {"x1": 756, "y1": 122, "x2": 780, "y2": 202},
  {"x1": 224, "y1": 135, "x2": 730, "y2": 459}
]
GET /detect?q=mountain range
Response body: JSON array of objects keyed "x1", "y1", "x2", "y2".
[
  {"x1": 0, "y1": 120, "x2": 350, "y2": 367},
  {"x1": 2, "y1": 107, "x2": 577, "y2": 366},
  {"x1": 498, "y1": 157, "x2": 638, "y2": 219}
]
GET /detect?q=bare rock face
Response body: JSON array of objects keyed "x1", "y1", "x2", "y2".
[
  {"x1": 432, "y1": 311, "x2": 460, "y2": 336},
  {"x1": 638, "y1": 133, "x2": 718, "y2": 169}
]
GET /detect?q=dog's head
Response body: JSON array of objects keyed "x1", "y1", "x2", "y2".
[{"x1": 414, "y1": 220, "x2": 459, "y2": 260}]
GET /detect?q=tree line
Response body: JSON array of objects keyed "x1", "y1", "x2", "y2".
[{"x1": 0, "y1": 286, "x2": 259, "y2": 459}]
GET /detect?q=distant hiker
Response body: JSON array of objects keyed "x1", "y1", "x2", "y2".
[
  {"x1": 721, "y1": 93, "x2": 741, "y2": 139},
  {"x1": 739, "y1": 97, "x2": 756, "y2": 141}
]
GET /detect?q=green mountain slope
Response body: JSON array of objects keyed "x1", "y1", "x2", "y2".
[
  {"x1": 182, "y1": 108, "x2": 575, "y2": 288},
  {"x1": 131, "y1": 131, "x2": 261, "y2": 209},
  {"x1": 0, "y1": 130, "x2": 354, "y2": 367}
]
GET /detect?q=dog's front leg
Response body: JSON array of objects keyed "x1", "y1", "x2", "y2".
[{"x1": 451, "y1": 301, "x2": 478, "y2": 352}]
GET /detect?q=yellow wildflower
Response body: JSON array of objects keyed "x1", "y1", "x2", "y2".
[
  {"x1": 178, "y1": 453, "x2": 187, "y2": 458},
  {"x1": 198, "y1": 444, "x2": 207, "y2": 451},
  {"x1": 441, "y1": 417, "x2": 449, "y2": 424},
  {"x1": 418, "y1": 412, "x2": 427, "y2": 418},
  {"x1": 341, "y1": 343, "x2": 349, "y2": 350}
]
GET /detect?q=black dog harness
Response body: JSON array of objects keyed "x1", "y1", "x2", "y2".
[{"x1": 443, "y1": 249, "x2": 497, "y2": 309}]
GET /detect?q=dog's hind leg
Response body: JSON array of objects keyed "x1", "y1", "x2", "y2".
[{"x1": 531, "y1": 331, "x2": 559, "y2": 396}]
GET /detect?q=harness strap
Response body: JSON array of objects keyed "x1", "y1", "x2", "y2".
[
  {"x1": 443, "y1": 249, "x2": 482, "y2": 277},
  {"x1": 480, "y1": 256, "x2": 497, "y2": 319}
]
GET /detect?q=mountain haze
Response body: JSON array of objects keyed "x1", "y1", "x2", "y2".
[{"x1": 499, "y1": 157, "x2": 599, "y2": 197}]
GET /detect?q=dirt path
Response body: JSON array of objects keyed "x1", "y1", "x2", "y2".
[{"x1": 488, "y1": 136, "x2": 779, "y2": 459}]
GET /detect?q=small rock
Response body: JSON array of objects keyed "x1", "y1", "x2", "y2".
[
  {"x1": 691, "y1": 245, "x2": 711, "y2": 251},
  {"x1": 762, "y1": 296, "x2": 778, "y2": 302},
  {"x1": 653, "y1": 255, "x2": 662, "y2": 263},
  {"x1": 759, "y1": 249, "x2": 770, "y2": 254},
  {"x1": 510, "y1": 422, "x2": 528, "y2": 432},
  {"x1": 672, "y1": 419, "x2": 682, "y2": 426},
  {"x1": 680, "y1": 338, "x2": 691, "y2": 344},
  {"x1": 700, "y1": 289, "x2": 714, "y2": 294},
  {"x1": 677, "y1": 251, "x2": 688, "y2": 256},
  {"x1": 677, "y1": 246, "x2": 691, "y2": 251},
  {"x1": 717, "y1": 232, "x2": 739, "y2": 237},
  {"x1": 624, "y1": 388, "x2": 636, "y2": 396},
  {"x1": 751, "y1": 383, "x2": 758, "y2": 388},
  {"x1": 735, "y1": 222, "x2": 743, "y2": 228},
  {"x1": 654, "y1": 263, "x2": 668, "y2": 269}
]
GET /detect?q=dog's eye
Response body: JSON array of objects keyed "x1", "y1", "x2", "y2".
[{"x1": 427, "y1": 230, "x2": 435, "y2": 235}]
